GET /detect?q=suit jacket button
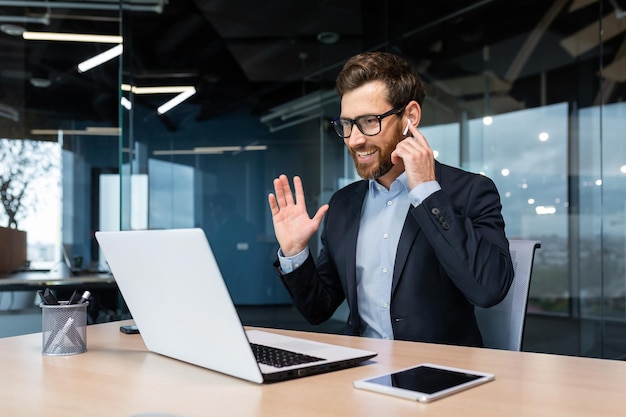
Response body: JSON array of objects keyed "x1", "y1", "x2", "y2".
[
  {"x1": 442, "y1": 222, "x2": 450, "y2": 229},
  {"x1": 431, "y1": 208, "x2": 440, "y2": 215}
]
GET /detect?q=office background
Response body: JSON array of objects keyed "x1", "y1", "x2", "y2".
[{"x1": 1, "y1": 0, "x2": 626, "y2": 359}]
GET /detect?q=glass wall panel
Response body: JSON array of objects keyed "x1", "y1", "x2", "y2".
[
  {"x1": 600, "y1": 102, "x2": 626, "y2": 359},
  {"x1": 113, "y1": 0, "x2": 626, "y2": 358},
  {"x1": 4, "y1": 1, "x2": 626, "y2": 359},
  {"x1": 578, "y1": 101, "x2": 626, "y2": 358},
  {"x1": 0, "y1": 4, "x2": 121, "y2": 263},
  {"x1": 470, "y1": 104, "x2": 570, "y2": 315},
  {"x1": 0, "y1": 2, "x2": 122, "y2": 330}
]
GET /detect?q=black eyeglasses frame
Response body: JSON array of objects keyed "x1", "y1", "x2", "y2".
[{"x1": 331, "y1": 105, "x2": 406, "y2": 139}]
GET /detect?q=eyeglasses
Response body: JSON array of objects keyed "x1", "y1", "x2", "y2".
[{"x1": 331, "y1": 106, "x2": 405, "y2": 138}]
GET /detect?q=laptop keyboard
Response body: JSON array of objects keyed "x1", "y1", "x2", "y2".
[{"x1": 251, "y1": 343, "x2": 325, "y2": 368}]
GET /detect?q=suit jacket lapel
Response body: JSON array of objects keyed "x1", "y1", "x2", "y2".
[
  {"x1": 391, "y1": 161, "x2": 441, "y2": 295},
  {"x1": 344, "y1": 181, "x2": 368, "y2": 309},
  {"x1": 392, "y1": 161, "x2": 443, "y2": 295},
  {"x1": 392, "y1": 207, "x2": 420, "y2": 295}
]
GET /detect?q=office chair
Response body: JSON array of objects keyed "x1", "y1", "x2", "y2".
[{"x1": 475, "y1": 239, "x2": 541, "y2": 351}]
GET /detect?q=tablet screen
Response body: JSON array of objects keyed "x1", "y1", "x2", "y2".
[
  {"x1": 353, "y1": 363, "x2": 494, "y2": 402},
  {"x1": 368, "y1": 365, "x2": 483, "y2": 394}
]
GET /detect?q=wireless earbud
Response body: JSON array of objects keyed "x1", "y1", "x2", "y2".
[{"x1": 403, "y1": 119, "x2": 412, "y2": 135}]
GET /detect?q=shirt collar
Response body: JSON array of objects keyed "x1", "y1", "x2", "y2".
[{"x1": 368, "y1": 171, "x2": 410, "y2": 194}]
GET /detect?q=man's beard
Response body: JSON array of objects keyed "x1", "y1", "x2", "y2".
[{"x1": 350, "y1": 130, "x2": 402, "y2": 180}]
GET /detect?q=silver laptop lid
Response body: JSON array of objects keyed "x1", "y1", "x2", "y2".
[{"x1": 95, "y1": 228, "x2": 265, "y2": 383}]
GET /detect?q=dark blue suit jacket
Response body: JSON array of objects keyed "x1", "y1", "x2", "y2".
[{"x1": 276, "y1": 161, "x2": 514, "y2": 347}]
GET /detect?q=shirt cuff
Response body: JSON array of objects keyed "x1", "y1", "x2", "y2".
[
  {"x1": 410, "y1": 180, "x2": 441, "y2": 206},
  {"x1": 277, "y1": 247, "x2": 310, "y2": 273}
]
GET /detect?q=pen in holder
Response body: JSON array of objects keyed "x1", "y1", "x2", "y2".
[{"x1": 40, "y1": 299, "x2": 89, "y2": 356}]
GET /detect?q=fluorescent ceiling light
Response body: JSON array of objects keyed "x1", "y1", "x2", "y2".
[
  {"x1": 194, "y1": 146, "x2": 242, "y2": 153},
  {"x1": 153, "y1": 145, "x2": 267, "y2": 156},
  {"x1": 157, "y1": 87, "x2": 196, "y2": 115},
  {"x1": 31, "y1": 127, "x2": 120, "y2": 136},
  {"x1": 153, "y1": 150, "x2": 207, "y2": 155},
  {"x1": 121, "y1": 84, "x2": 196, "y2": 94},
  {"x1": 78, "y1": 44, "x2": 123, "y2": 73},
  {"x1": 85, "y1": 127, "x2": 120, "y2": 133},
  {"x1": 0, "y1": 0, "x2": 163, "y2": 12},
  {"x1": 245, "y1": 145, "x2": 268, "y2": 151},
  {"x1": 121, "y1": 97, "x2": 132, "y2": 110},
  {"x1": 23, "y1": 31, "x2": 123, "y2": 43}
]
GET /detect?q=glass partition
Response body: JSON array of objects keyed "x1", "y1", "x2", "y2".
[
  {"x1": 0, "y1": 1, "x2": 123, "y2": 330},
  {"x1": 1, "y1": 2, "x2": 123, "y2": 271},
  {"x1": 2, "y1": 1, "x2": 626, "y2": 358},
  {"x1": 117, "y1": 1, "x2": 625, "y2": 357}
]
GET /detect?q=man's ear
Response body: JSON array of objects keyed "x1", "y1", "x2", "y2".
[{"x1": 405, "y1": 101, "x2": 422, "y2": 126}]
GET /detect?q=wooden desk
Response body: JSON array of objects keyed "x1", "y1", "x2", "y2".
[{"x1": 0, "y1": 320, "x2": 624, "y2": 417}]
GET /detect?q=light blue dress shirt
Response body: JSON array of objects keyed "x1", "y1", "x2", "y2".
[{"x1": 278, "y1": 173, "x2": 440, "y2": 340}]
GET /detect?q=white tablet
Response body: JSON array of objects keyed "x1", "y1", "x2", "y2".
[{"x1": 353, "y1": 363, "x2": 494, "y2": 402}]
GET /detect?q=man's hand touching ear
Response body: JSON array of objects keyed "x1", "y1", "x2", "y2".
[{"x1": 391, "y1": 124, "x2": 436, "y2": 190}]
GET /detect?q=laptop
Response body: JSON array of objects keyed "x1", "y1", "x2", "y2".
[{"x1": 95, "y1": 228, "x2": 376, "y2": 383}]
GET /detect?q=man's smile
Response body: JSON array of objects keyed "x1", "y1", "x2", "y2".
[{"x1": 356, "y1": 148, "x2": 378, "y2": 160}]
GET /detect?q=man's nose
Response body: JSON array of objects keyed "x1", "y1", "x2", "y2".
[{"x1": 345, "y1": 126, "x2": 366, "y2": 147}]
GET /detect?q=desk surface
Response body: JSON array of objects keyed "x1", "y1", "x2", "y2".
[{"x1": 0, "y1": 320, "x2": 624, "y2": 417}]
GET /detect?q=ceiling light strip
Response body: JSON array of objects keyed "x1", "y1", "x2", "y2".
[
  {"x1": 78, "y1": 44, "x2": 123, "y2": 73},
  {"x1": 154, "y1": 145, "x2": 267, "y2": 156},
  {"x1": 86, "y1": 127, "x2": 121, "y2": 133},
  {"x1": 121, "y1": 84, "x2": 196, "y2": 94},
  {"x1": 194, "y1": 146, "x2": 241, "y2": 152},
  {"x1": 121, "y1": 97, "x2": 132, "y2": 110},
  {"x1": 31, "y1": 128, "x2": 120, "y2": 136},
  {"x1": 157, "y1": 87, "x2": 196, "y2": 115},
  {"x1": 153, "y1": 149, "x2": 212, "y2": 155},
  {"x1": 23, "y1": 31, "x2": 123, "y2": 43},
  {"x1": 0, "y1": 1, "x2": 164, "y2": 13}
]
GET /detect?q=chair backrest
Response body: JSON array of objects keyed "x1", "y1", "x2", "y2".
[{"x1": 474, "y1": 239, "x2": 541, "y2": 351}]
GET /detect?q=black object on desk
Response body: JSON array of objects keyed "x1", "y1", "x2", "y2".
[
  {"x1": 39, "y1": 288, "x2": 59, "y2": 305},
  {"x1": 120, "y1": 325, "x2": 140, "y2": 334}
]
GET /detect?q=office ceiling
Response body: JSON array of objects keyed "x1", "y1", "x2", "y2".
[{"x1": 1, "y1": 0, "x2": 626, "y2": 138}]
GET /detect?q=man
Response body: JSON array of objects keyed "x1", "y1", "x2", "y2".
[{"x1": 268, "y1": 51, "x2": 514, "y2": 347}]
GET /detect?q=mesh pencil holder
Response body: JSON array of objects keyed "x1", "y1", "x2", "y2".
[{"x1": 40, "y1": 302, "x2": 89, "y2": 356}]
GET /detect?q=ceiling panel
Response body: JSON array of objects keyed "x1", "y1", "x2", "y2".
[{"x1": 1, "y1": 0, "x2": 625, "y2": 138}]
